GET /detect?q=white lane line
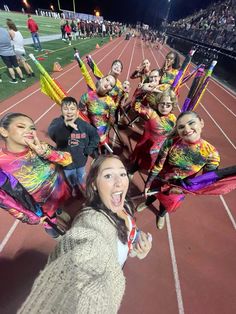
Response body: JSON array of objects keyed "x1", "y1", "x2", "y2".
[
  {"x1": 111, "y1": 36, "x2": 136, "y2": 148},
  {"x1": 0, "y1": 220, "x2": 19, "y2": 253},
  {"x1": 200, "y1": 102, "x2": 236, "y2": 149},
  {"x1": 206, "y1": 89, "x2": 236, "y2": 118},
  {"x1": 219, "y1": 195, "x2": 236, "y2": 230},
  {"x1": 149, "y1": 44, "x2": 185, "y2": 313},
  {"x1": 211, "y1": 79, "x2": 236, "y2": 98},
  {"x1": 166, "y1": 214, "x2": 185, "y2": 314},
  {"x1": 141, "y1": 39, "x2": 145, "y2": 59},
  {"x1": 126, "y1": 38, "x2": 137, "y2": 80}
]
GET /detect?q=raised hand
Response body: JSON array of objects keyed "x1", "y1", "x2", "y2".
[{"x1": 24, "y1": 132, "x2": 49, "y2": 157}]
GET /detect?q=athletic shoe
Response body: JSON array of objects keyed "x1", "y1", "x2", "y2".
[
  {"x1": 68, "y1": 42, "x2": 71, "y2": 46},
  {"x1": 21, "y1": 78, "x2": 26, "y2": 82},
  {"x1": 136, "y1": 202, "x2": 147, "y2": 212},
  {"x1": 156, "y1": 216, "x2": 165, "y2": 230},
  {"x1": 9, "y1": 79, "x2": 18, "y2": 84}
]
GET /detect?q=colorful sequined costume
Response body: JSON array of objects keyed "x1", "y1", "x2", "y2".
[
  {"x1": 0, "y1": 145, "x2": 72, "y2": 223},
  {"x1": 146, "y1": 137, "x2": 220, "y2": 212},
  {"x1": 131, "y1": 102, "x2": 176, "y2": 170}
]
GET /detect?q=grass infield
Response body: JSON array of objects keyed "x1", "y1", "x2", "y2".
[{"x1": 0, "y1": 11, "x2": 109, "y2": 101}]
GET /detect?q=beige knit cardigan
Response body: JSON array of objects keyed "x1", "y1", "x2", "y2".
[{"x1": 18, "y1": 208, "x2": 126, "y2": 314}]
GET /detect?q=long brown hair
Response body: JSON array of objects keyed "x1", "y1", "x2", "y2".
[
  {"x1": 85, "y1": 154, "x2": 133, "y2": 244},
  {"x1": 6, "y1": 19, "x2": 18, "y2": 31}
]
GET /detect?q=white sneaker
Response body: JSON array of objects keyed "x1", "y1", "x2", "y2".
[
  {"x1": 156, "y1": 216, "x2": 165, "y2": 230},
  {"x1": 69, "y1": 42, "x2": 72, "y2": 46},
  {"x1": 136, "y1": 202, "x2": 147, "y2": 212}
]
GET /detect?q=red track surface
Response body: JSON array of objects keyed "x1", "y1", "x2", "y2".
[{"x1": 0, "y1": 37, "x2": 235, "y2": 314}]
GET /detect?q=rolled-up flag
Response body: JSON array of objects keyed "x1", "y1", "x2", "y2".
[
  {"x1": 192, "y1": 60, "x2": 217, "y2": 111},
  {"x1": 172, "y1": 48, "x2": 196, "y2": 93},
  {"x1": 187, "y1": 60, "x2": 217, "y2": 111},
  {"x1": 173, "y1": 165, "x2": 236, "y2": 195},
  {"x1": 181, "y1": 64, "x2": 205, "y2": 112},
  {"x1": 0, "y1": 169, "x2": 65, "y2": 234}
]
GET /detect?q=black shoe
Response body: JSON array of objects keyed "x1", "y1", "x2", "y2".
[
  {"x1": 31, "y1": 72, "x2": 35, "y2": 77},
  {"x1": 9, "y1": 79, "x2": 18, "y2": 84}
]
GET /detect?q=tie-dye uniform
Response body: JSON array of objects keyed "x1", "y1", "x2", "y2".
[
  {"x1": 79, "y1": 91, "x2": 116, "y2": 143},
  {"x1": 131, "y1": 103, "x2": 176, "y2": 170},
  {"x1": 160, "y1": 68, "x2": 179, "y2": 85},
  {"x1": 86, "y1": 57, "x2": 124, "y2": 105},
  {"x1": 146, "y1": 137, "x2": 220, "y2": 212},
  {"x1": 0, "y1": 145, "x2": 72, "y2": 222}
]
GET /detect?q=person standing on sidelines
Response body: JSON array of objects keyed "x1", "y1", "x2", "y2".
[
  {"x1": 0, "y1": 26, "x2": 26, "y2": 84},
  {"x1": 6, "y1": 19, "x2": 35, "y2": 78},
  {"x1": 27, "y1": 14, "x2": 42, "y2": 51}
]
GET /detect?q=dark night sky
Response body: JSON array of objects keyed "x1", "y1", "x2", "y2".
[{"x1": 2, "y1": 0, "x2": 222, "y2": 26}]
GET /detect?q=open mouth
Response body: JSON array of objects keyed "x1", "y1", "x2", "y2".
[{"x1": 111, "y1": 191, "x2": 123, "y2": 206}]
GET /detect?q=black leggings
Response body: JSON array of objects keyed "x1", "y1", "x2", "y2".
[{"x1": 145, "y1": 195, "x2": 167, "y2": 217}]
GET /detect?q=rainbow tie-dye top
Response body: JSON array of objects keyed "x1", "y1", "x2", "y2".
[
  {"x1": 160, "y1": 68, "x2": 179, "y2": 85},
  {"x1": 146, "y1": 137, "x2": 220, "y2": 188},
  {"x1": 80, "y1": 90, "x2": 116, "y2": 140},
  {"x1": 0, "y1": 146, "x2": 72, "y2": 218}
]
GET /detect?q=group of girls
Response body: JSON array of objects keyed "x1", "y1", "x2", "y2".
[{"x1": 0, "y1": 48, "x2": 235, "y2": 313}]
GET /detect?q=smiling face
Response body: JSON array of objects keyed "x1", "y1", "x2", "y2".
[
  {"x1": 158, "y1": 94, "x2": 173, "y2": 115},
  {"x1": 0, "y1": 116, "x2": 36, "y2": 152},
  {"x1": 61, "y1": 102, "x2": 77, "y2": 121},
  {"x1": 122, "y1": 80, "x2": 130, "y2": 93},
  {"x1": 149, "y1": 70, "x2": 160, "y2": 84},
  {"x1": 142, "y1": 59, "x2": 150, "y2": 71},
  {"x1": 98, "y1": 75, "x2": 116, "y2": 95},
  {"x1": 165, "y1": 52, "x2": 175, "y2": 69},
  {"x1": 176, "y1": 113, "x2": 204, "y2": 143},
  {"x1": 111, "y1": 61, "x2": 122, "y2": 76},
  {"x1": 95, "y1": 157, "x2": 129, "y2": 213}
]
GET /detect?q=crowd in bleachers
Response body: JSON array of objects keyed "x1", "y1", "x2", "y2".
[{"x1": 167, "y1": 0, "x2": 236, "y2": 51}]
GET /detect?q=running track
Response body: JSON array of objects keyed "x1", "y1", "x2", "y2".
[{"x1": 0, "y1": 37, "x2": 235, "y2": 314}]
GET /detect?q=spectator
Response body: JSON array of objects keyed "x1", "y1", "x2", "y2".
[
  {"x1": 27, "y1": 14, "x2": 42, "y2": 51},
  {"x1": 0, "y1": 27, "x2": 26, "y2": 83},
  {"x1": 6, "y1": 19, "x2": 35, "y2": 78}
]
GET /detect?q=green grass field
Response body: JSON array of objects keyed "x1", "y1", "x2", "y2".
[
  {"x1": 0, "y1": 12, "x2": 109, "y2": 102},
  {"x1": 0, "y1": 11, "x2": 62, "y2": 37}
]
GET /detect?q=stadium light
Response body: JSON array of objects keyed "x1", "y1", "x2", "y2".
[
  {"x1": 95, "y1": 10, "x2": 100, "y2": 17},
  {"x1": 22, "y1": 0, "x2": 30, "y2": 8},
  {"x1": 164, "y1": 0, "x2": 171, "y2": 33}
]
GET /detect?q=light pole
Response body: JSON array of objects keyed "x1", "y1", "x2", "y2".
[{"x1": 164, "y1": 0, "x2": 171, "y2": 34}]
